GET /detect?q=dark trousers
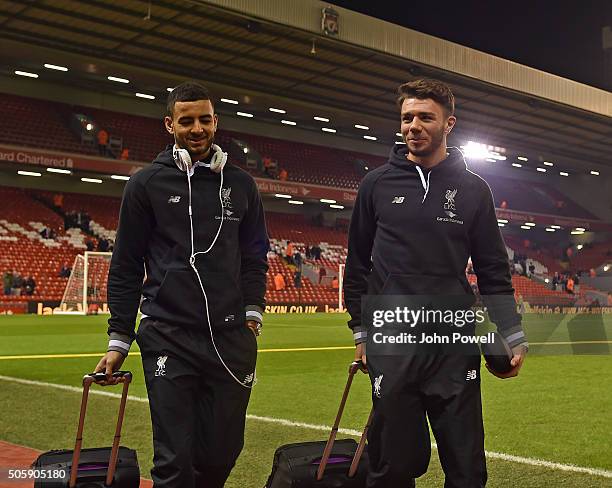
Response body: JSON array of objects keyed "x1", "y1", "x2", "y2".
[
  {"x1": 137, "y1": 319, "x2": 257, "y2": 488},
  {"x1": 366, "y1": 354, "x2": 487, "y2": 488}
]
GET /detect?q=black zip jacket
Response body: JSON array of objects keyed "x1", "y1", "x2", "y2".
[
  {"x1": 106, "y1": 146, "x2": 269, "y2": 355},
  {"x1": 344, "y1": 145, "x2": 526, "y2": 349}
]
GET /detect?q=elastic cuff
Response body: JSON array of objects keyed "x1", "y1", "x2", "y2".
[
  {"x1": 499, "y1": 325, "x2": 528, "y2": 350},
  {"x1": 353, "y1": 326, "x2": 367, "y2": 345},
  {"x1": 245, "y1": 305, "x2": 263, "y2": 324},
  {"x1": 108, "y1": 332, "x2": 132, "y2": 357}
]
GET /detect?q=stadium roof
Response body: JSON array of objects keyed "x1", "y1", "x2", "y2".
[{"x1": 0, "y1": 0, "x2": 610, "y2": 172}]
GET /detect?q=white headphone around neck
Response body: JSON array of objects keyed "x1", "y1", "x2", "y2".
[
  {"x1": 170, "y1": 139, "x2": 254, "y2": 390},
  {"x1": 173, "y1": 143, "x2": 227, "y2": 174}
]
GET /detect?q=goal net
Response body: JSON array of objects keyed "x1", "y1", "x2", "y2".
[{"x1": 58, "y1": 251, "x2": 112, "y2": 314}]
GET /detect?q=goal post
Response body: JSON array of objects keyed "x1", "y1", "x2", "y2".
[
  {"x1": 58, "y1": 251, "x2": 112, "y2": 314},
  {"x1": 338, "y1": 263, "x2": 345, "y2": 312}
]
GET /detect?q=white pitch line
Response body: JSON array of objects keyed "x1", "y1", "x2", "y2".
[{"x1": 0, "y1": 375, "x2": 611, "y2": 479}]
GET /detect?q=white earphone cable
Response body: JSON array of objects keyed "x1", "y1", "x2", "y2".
[{"x1": 186, "y1": 166, "x2": 254, "y2": 389}]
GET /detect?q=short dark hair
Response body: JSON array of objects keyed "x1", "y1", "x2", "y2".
[
  {"x1": 396, "y1": 79, "x2": 455, "y2": 116},
  {"x1": 166, "y1": 81, "x2": 214, "y2": 116}
]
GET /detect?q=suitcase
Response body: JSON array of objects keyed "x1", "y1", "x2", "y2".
[
  {"x1": 32, "y1": 371, "x2": 140, "y2": 487},
  {"x1": 266, "y1": 360, "x2": 373, "y2": 487}
]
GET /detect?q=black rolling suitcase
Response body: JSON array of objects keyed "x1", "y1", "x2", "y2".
[
  {"x1": 266, "y1": 361, "x2": 372, "y2": 487},
  {"x1": 32, "y1": 371, "x2": 140, "y2": 487}
]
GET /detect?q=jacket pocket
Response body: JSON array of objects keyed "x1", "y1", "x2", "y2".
[
  {"x1": 200, "y1": 270, "x2": 245, "y2": 327},
  {"x1": 153, "y1": 269, "x2": 245, "y2": 327}
]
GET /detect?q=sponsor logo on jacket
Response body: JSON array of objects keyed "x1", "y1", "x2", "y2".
[{"x1": 437, "y1": 188, "x2": 463, "y2": 224}]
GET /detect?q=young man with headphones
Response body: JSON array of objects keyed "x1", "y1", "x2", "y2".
[
  {"x1": 344, "y1": 79, "x2": 528, "y2": 487},
  {"x1": 94, "y1": 81, "x2": 269, "y2": 488}
]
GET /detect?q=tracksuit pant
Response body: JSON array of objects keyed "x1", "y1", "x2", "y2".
[
  {"x1": 136, "y1": 318, "x2": 257, "y2": 488},
  {"x1": 365, "y1": 353, "x2": 487, "y2": 488}
]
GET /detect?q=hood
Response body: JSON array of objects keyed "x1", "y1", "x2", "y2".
[
  {"x1": 152, "y1": 144, "x2": 214, "y2": 168},
  {"x1": 388, "y1": 145, "x2": 467, "y2": 174}
]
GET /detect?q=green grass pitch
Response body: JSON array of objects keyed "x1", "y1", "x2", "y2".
[{"x1": 0, "y1": 313, "x2": 611, "y2": 487}]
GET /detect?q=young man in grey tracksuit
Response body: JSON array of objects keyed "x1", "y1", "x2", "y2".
[{"x1": 344, "y1": 79, "x2": 528, "y2": 488}]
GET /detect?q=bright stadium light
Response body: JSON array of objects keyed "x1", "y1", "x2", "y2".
[
  {"x1": 18, "y1": 170, "x2": 41, "y2": 177},
  {"x1": 15, "y1": 70, "x2": 38, "y2": 78},
  {"x1": 536, "y1": 167, "x2": 547, "y2": 173},
  {"x1": 136, "y1": 92, "x2": 155, "y2": 100},
  {"x1": 395, "y1": 141, "x2": 406, "y2": 145},
  {"x1": 498, "y1": 223, "x2": 505, "y2": 227},
  {"x1": 86, "y1": 123, "x2": 93, "y2": 131},
  {"x1": 243, "y1": 147, "x2": 249, "y2": 154},
  {"x1": 314, "y1": 116, "x2": 329, "y2": 122},
  {"x1": 321, "y1": 127, "x2": 336, "y2": 133},
  {"x1": 545, "y1": 228, "x2": 556, "y2": 232},
  {"x1": 221, "y1": 98, "x2": 239, "y2": 104},
  {"x1": 396, "y1": 132, "x2": 402, "y2": 137},
  {"x1": 111, "y1": 174, "x2": 130, "y2": 181},
  {"x1": 497, "y1": 219, "x2": 508, "y2": 223},
  {"x1": 517, "y1": 156, "x2": 528, "y2": 161},
  {"x1": 166, "y1": 87, "x2": 174, "y2": 92},
  {"x1": 577, "y1": 244, "x2": 584, "y2": 250},
  {"x1": 590, "y1": 170, "x2": 600, "y2": 176},
  {"x1": 363, "y1": 135, "x2": 377, "y2": 141},
  {"x1": 560, "y1": 171, "x2": 569, "y2": 176},
  {"x1": 274, "y1": 194, "x2": 292, "y2": 199},
  {"x1": 281, "y1": 120, "x2": 296, "y2": 126},
  {"x1": 575, "y1": 227, "x2": 586, "y2": 232},
  {"x1": 81, "y1": 177, "x2": 103, "y2": 183},
  {"x1": 320, "y1": 199, "x2": 336, "y2": 204},
  {"x1": 544, "y1": 278, "x2": 550, "y2": 283},
  {"x1": 236, "y1": 111, "x2": 253, "y2": 118},
  {"x1": 44, "y1": 63, "x2": 68, "y2": 71},
  {"x1": 512, "y1": 163, "x2": 522, "y2": 168},
  {"x1": 107, "y1": 76, "x2": 129, "y2": 83},
  {"x1": 269, "y1": 107, "x2": 286, "y2": 114},
  {"x1": 543, "y1": 161, "x2": 554, "y2": 166},
  {"x1": 330, "y1": 204, "x2": 344, "y2": 209},
  {"x1": 570, "y1": 230, "x2": 584, "y2": 235},
  {"x1": 47, "y1": 168, "x2": 71, "y2": 174},
  {"x1": 550, "y1": 225, "x2": 561, "y2": 229},
  {"x1": 524, "y1": 222, "x2": 536, "y2": 227},
  {"x1": 520, "y1": 225, "x2": 531, "y2": 230},
  {"x1": 462, "y1": 141, "x2": 507, "y2": 161},
  {"x1": 462, "y1": 141, "x2": 490, "y2": 160},
  {"x1": 288, "y1": 200, "x2": 304, "y2": 205},
  {"x1": 355, "y1": 124, "x2": 369, "y2": 130},
  {"x1": 604, "y1": 265, "x2": 610, "y2": 272}
]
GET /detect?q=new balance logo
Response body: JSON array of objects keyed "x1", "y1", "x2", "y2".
[
  {"x1": 392, "y1": 196, "x2": 405, "y2": 204},
  {"x1": 168, "y1": 196, "x2": 181, "y2": 203},
  {"x1": 466, "y1": 369, "x2": 477, "y2": 381},
  {"x1": 373, "y1": 374, "x2": 383, "y2": 398},
  {"x1": 155, "y1": 355, "x2": 168, "y2": 376}
]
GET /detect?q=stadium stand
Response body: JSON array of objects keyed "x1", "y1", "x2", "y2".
[
  {"x1": 1, "y1": 183, "x2": 609, "y2": 311},
  {"x1": 0, "y1": 187, "x2": 83, "y2": 306},
  {"x1": 0, "y1": 93, "x2": 91, "y2": 156},
  {"x1": 486, "y1": 175, "x2": 598, "y2": 219},
  {"x1": 0, "y1": 92, "x2": 601, "y2": 219},
  {"x1": 1, "y1": 88, "x2": 609, "y2": 310}
]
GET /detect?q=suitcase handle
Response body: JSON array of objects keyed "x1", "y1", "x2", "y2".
[
  {"x1": 69, "y1": 371, "x2": 132, "y2": 488},
  {"x1": 316, "y1": 361, "x2": 372, "y2": 481}
]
